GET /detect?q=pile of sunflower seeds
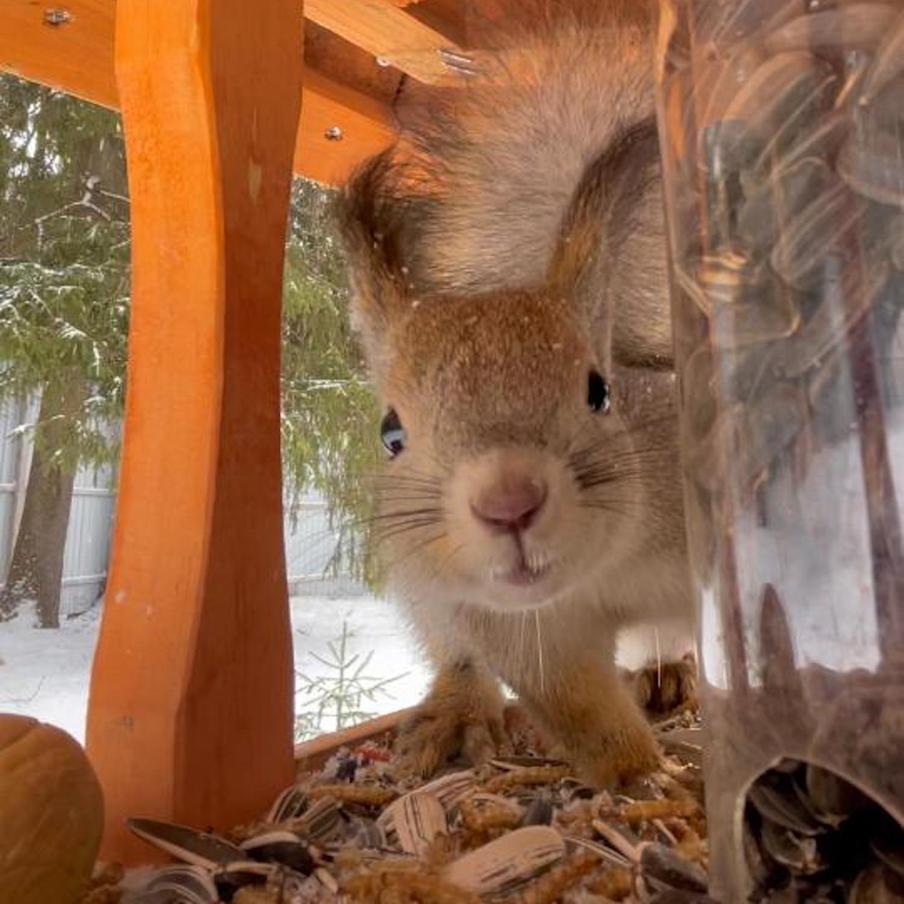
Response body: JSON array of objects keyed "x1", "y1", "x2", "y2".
[
  {"x1": 744, "y1": 759, "x2": 904, "y2": 903},
  {"x1": 79, "y1": 707, "x2": 904, "y2": 903},
  {"x1": 83, "y1": 713, "x2": 712, "y2": 904}
]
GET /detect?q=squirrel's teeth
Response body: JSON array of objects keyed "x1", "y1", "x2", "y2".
[{"x1": 490, "y1": 554, "x2": 553, "y2": 585}]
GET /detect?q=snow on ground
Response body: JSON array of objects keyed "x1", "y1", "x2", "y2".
[
  {"x1": 0, "y1": 592, "x2": 430, "y2": 745},
  {"x1": 0, "y1": 603, "x2": 101, "y2": 742}
]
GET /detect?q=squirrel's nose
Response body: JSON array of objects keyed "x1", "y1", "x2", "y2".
[{"x1": 470, "y1": 478, "x2": 547, "y2": 533}]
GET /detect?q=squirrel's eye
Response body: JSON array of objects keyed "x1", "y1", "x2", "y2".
[
  {"x1": 587, "y1": 370, "x2": 611, "y2": 414},
  {"x1": 381, "y1": 408, "x2": 406, "y2": 456}
]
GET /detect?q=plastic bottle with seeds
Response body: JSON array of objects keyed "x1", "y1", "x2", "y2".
[{"x1": 655, "y1": 1, "x2": 904, "y2": 900}]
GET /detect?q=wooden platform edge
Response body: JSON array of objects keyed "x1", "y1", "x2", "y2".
[{"x1": 294, "y1": 707, "x2": 414, "y2": 773}]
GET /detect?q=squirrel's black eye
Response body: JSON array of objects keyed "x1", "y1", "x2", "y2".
[
  {"x1": 381, "y1": 408, "x2": 406, "y2": 456},
  {"x1": 587, "y1": 370, "x2": 610, "y2": 413}
]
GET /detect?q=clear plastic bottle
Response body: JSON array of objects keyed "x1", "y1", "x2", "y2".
[{"x1": 654, "y1": 1, "x2": 904, "y2": 900}]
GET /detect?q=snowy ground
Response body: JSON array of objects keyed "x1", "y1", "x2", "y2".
[{"x1": 0, "y1": 592, "x2": 431, "y2": 745}]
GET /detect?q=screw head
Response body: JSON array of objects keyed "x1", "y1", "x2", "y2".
[{"x1": 43, "y1": 8, "x2": 71, "y2": 25}]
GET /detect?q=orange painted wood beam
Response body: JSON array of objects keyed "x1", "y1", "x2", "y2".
[
  {"x1": 306, "y1": 0, "x2": 462, "y2": 84},
  {"x1": 0, "y1": 0, "x2": 394, "y2": 184},
  {"x1": 297, "y1": 66, "x2": 396, "y2": 185},
  {"x1": 85, "y1": 0, "x2": 302, "y2": 863}
]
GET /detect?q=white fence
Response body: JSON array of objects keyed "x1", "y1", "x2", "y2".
[{"x1": 0, "y1": 397, "x2": 360, "y2": 617}]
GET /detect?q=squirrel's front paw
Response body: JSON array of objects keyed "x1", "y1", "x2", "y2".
[
  {"x1": 572, "y1": 720, "x2": 661, "y2": 789},
  {"x1": 395, "y1": 675, "x2": 510, "y2": 777},
  {"x1": 395, "y1": 695, "x2": 509, "y2": 777},
  {"x1": 629, "y1": 653, "x2": 697, "y2": 716}
]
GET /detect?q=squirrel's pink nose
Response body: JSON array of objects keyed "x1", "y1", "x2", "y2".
[{"x1": 470, "y1": 478, "x2": 547, "y2": 533}]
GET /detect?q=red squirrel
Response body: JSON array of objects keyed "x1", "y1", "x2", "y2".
[{"x1": 336, "y1": 0, "x2": 695, "y2": 786}]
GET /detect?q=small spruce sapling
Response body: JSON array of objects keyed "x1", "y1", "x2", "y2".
[{"x1": 294, "y1": 620, "x2": 408, "y2": 742}]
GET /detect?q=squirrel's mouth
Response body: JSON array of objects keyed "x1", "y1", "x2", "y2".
[{"x1": 491, "y1": 550, "x2": 554, "y2": 587}]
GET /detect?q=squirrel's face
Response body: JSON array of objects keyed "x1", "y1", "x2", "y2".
[
  {"x1": 372, "y1": 290, "x2": 649, "y2": 612},
  {"x1": 338, "y1": 145, "x2": 676, "y2": 611}
]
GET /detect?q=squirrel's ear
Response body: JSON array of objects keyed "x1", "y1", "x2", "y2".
[
  {"x1": 546, "y1": 116, "x2": 660, "y2": 319},
  {"x1": 335, "y1": 151, "x2": 414, "y2": 371}
]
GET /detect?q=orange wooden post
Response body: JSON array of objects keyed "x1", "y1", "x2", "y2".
[{"x1": 86, "y1": 0, "x2": 303, "y2": 863}]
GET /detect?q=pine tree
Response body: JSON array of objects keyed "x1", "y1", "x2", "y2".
[
  {"x1": 280, "y1": 180, "x2": 381, "y2": 586},
  {"x1": 294, "y1": 620, "x2": 408, "y2": 740},
  {"x1": 0, "y1": 75, "x2": 381, "y2": 624},
  {"x1": 0, "y1": 77, "x2": 129, "y2": 626}
]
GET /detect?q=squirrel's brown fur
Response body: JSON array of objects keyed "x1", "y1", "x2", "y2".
[{"x1": 336, "y1": 0, "x2": 694, "y2": 787}]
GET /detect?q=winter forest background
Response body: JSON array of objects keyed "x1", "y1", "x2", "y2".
[{"x1": 0, "y1": 75, "x2": 428, "y2": 742}]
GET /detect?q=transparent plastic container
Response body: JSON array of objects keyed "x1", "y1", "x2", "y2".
[{"x1": 654, "y1": 2, "x2": 904, "y2": 900}]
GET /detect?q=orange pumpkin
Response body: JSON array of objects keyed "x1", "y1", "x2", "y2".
[{"x1": 0, "y1": 714, "x2": 104, "y2": 904}]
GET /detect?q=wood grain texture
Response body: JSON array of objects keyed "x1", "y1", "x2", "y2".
[
  {"x1": 0, "y1": 0, "x2": 394, "y2": 184},
  {"x1": 306, "y1": 0, "x2": 462, "y2": 84},
  {"x1": 85, "y1": 0, "x2": 302, "y2": 862}
]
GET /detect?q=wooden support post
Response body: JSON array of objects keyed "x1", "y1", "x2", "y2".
[{"x1": 86, "y1": 0, "x2": 303, "y2": 863}]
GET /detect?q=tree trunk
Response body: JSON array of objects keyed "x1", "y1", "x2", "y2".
[{"x1": 0, "y1": 374, "x2": 88, "y2": 627}]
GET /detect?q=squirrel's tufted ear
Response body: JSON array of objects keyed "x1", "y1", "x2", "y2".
[
  {"x1": 335, "y1": 150, "x2": 420, "y2": 374},
  {"x1": 546, "y1": 116, "x2": 661, "y2": 363}
]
